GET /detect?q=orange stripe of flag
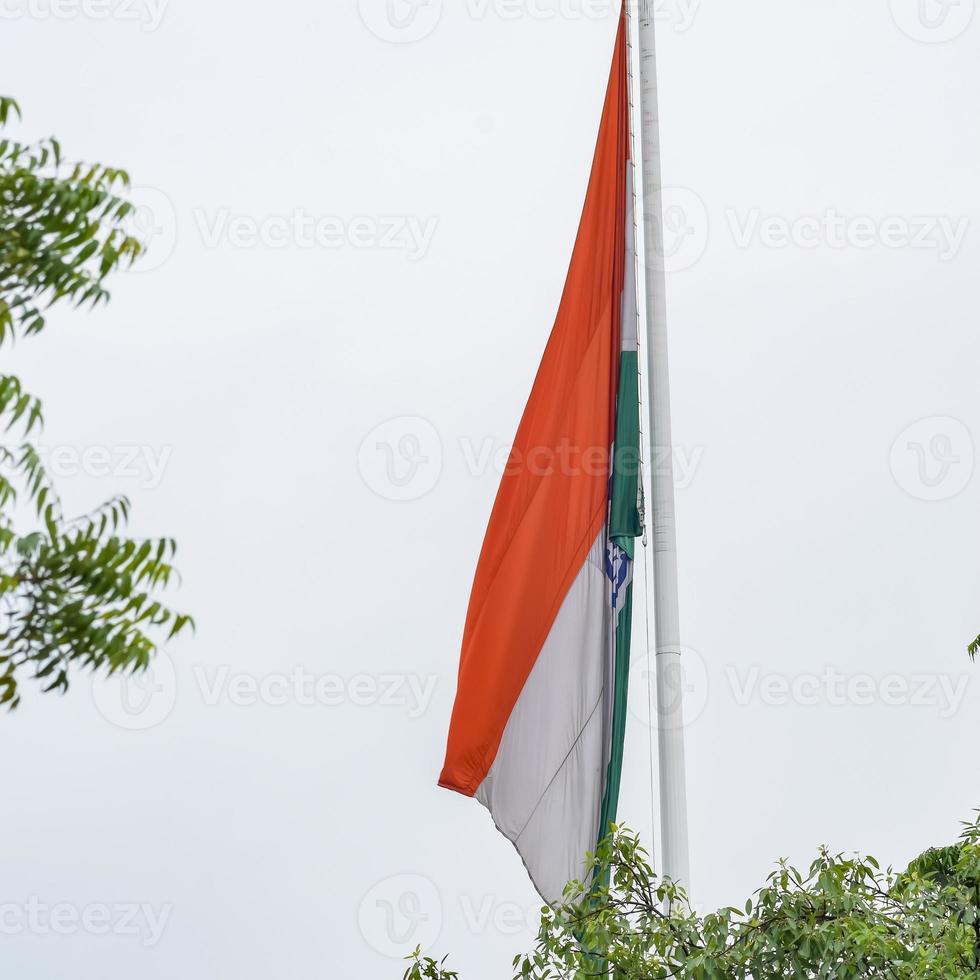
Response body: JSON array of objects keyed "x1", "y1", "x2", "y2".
[{"x1": 440, "y1": 15, "x2": 630, "y2": 798}]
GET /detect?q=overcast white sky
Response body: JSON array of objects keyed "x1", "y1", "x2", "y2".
[{"x1": 2, "y1": 0, "x2": 980, "y2": 976}]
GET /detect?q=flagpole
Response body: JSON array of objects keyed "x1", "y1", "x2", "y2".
[{"x1": 633, "y1": 0, "x2": 691, "y2": 891}]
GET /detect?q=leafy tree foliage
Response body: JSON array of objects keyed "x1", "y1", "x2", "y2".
[
  {"x1": 0, "y1": 96, "x2": 191, "y2": 708},
  {"x1": 406, "y1": 814, "x2": 980, "y2": 979}
]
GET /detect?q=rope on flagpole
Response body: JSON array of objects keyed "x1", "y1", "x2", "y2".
[{"x1": 624, "y1": 0, "x2": 660, "y2": 869}]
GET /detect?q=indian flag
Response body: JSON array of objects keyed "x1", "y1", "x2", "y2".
[{"x1": 440, "y1": 9, "x2": 642, "y2": 904}]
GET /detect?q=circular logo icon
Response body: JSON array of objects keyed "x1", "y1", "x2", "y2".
[
  {"x1": 120, "y1": 186, "x2": 178, "y2": 272},
  {"x1": 358, "y1": 416, "x2": 443, "y2": 502},
  {"x1": 643, "y1": 186, "x2": 709, "y2": 275},
  {"x1": 357, "y1": 874, "x2": 443, "y2": 959},
  {"x1": 358, "y1": 0, "x2": 444, "y2": 43},
  {"x1": 890, "y1": 416, "x2": 975, "y2": 502},
  {"x1": 889, "y1": 0, "x2": 975, "y2": 42},
  {"x1": 92, "y1": 651, "x2": 177, "y2": 731},
  {"x1": 627, "y1": 645, "x2": 709, "y2": 730}
]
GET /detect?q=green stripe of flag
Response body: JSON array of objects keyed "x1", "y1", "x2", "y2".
[{"x1": 599, "y1": 349, "x2": 643, "y2": 843}]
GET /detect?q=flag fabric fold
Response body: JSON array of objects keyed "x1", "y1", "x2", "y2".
[{"x1": 440, "y1": 8, "x2": 641, "y2": 903}]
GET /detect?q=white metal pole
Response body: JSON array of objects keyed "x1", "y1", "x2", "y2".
[{"x1": 633, "y1": 0, "x2": 691, "y2": 891}]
